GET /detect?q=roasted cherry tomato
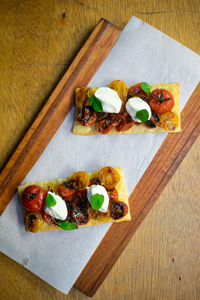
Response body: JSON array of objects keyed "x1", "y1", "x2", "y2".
[
  {"x1": 89, "y1": 177, "x2": 101, "y2": 186},
  {"x1": 127, "y1": 83, "x2": 149, "y2": 100},
  {"x1": 159, "y1": 111, "x2": 179, "y2": 131},
  {"x1": 98, "y1": 166, "x2": 120, "y2": 190},
  {"x1": 145, "y1": 111, "x2": 160, "y2": 128},
  {"x1": 77, "y1": 106, "x2": 97, "y2": 126},
  {"x1": 25, "y1": 212, "x2": 40, "y2": 232},
  {"x1": 108, "y1": 188, "x2": 118, "y2": 202},
  {"x1": 41, "y1": 211, "x2": 56, "y2": 226},
  {"x1": 59, "y1": 182, "x2": 76, "y2": 199},
  {"x1": 70, "y1": 171, "x2": 90, "y2": 189},
  {"x1": 75, "y1": 87, "x2": 90, "y2": 108},
  {"x1": 72, "y1": 207, "x2": 89, "y2": 225},
  {"x1": 96, "y1": 113, "x2": 120, "y2": 134},
  {"x1": 21, "y1": 185, "x2": 47, "y2": 212},
  {"x1": 109, "y1": 80, "x2": 128, "y2": 105},
  {"x1": 149, "y1": 89, "x2": 174, "y2": 114},
  {"x1": 116, "y1": 111, "x2": 135, "y2": 132},
  {"x1": 110, "y1": 201, "x2": 128, "y2": 220},
  {"x1": 71, "y1": 189, "x2": 89, "y2": 211}
]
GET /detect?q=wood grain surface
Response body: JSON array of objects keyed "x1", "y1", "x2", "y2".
[
  {"x1": 0, "y1": 1, "x2": 200, "y2": 300},
  {"x1": 0, "y1": 18, "x2": 120, "y2": 215}
]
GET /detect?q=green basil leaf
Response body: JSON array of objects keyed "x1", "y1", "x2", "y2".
[
  {"x1": 141, "y1": 82, "x2": 151, "y2": 94},
  {"x1": 92, "y1": 98, "x2": 103, "y2": 112},
  {"x1": 57, "y1": 221, "x2": 78, "y2": 230},
  {"x1": 87, "y1": 90, "x2": 90, "y2": 97},
  {"x1": 45, "y1": 193, "x2": 56, "y2": 207},
  {"x1": 87, "y1": 91, "x2": 103, "y2": 112},
  {"x1": 88, "y1": 96, "x2": 96, "y2": 106},
  {"x1": 136, "y1": 109, "x2": 149, "y2": 122},
  {"x1": 91, "y1": 194, "x2": 104, "y2": 210}
]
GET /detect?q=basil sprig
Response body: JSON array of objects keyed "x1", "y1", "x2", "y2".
[
  {"x1": 141, "y1": 82, "x2": 151, "y2": 94},
  {"x1": 45, "y1": 193, "x2": 56, "y2": 207},
  {"x1": 87, "y1": 91, "x2": 103, "y2": 112},
  {"x1": 56, "y1": 221, "x2": 78, "y2": 231},
  {"x1": 136, "y1": 109, "x2": 149, "y2": 122},
  {"x1": 91, "y1": 194, "x2": 104, "y2": 210}
]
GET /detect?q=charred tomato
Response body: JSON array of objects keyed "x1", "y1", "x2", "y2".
[
  {"x1": 71, "y1": 189, "x2": 89, "y2": 211},
  {"x1": 96, "y1": 113, "x2": 120, "y2": 134},
  {"x1": 59, "y1": 182, "x2": 76, "y2": 200},
  {"x1": 72, "y1": 207, "x2": 89, "y2": 225},
  {"x1": 41, "y1": 211, "x2": 56, "y2": 226},
  {"x1": 77, "y1": 106, "x2": 97, "y2": 126},
  {"x1": 145, "y1": 111, "x2": 160, "y2": 128},
  {"x1": 89, "y1": 177, "x2": 101, "y2": 186},
  {"x1": 116, "y1": 111, "x2": 135, "y2": 132},
  {"x1": 110, "y1": 201, "x2": 128, "y2": 220}
]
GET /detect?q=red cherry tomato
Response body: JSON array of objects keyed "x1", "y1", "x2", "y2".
[
  {"x1": 59, "y1": 183, "x2": 76, "y2": 200},
  {"x1": 110, "y1": 201, "x2": 128, "y2": 220},
  {"x1": 149, "y1": 89, "x2": 174, "y2": 114},
  {"x1": 116, "y1": 111, "x2": 135, "y2": 132},
  {"x1": 96, "y1": 113, "x2": 120, "y2": 134},
  {"x1": 108, "y1": 188, "x2": 118, "y2": 202},
  {"x1": 41, "y1": 211, "x2": 57, "y2": 226},
  {"x1": 77, "y1": 106, "x2": 97, "y2": 126},
  {"x1": 127, "y1": 83, "x2": 148, "y2": 100},
  {"x1": 21, "y1": 185, "x2": 47, "y2": 212}
]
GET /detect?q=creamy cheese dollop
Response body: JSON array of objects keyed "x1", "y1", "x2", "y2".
[
  {"x1": 44, "y1": 192, "x2": 68, "y2": 221},
  {"x1": 94, "y1": 87, "x2": 122, "y2": 113},
  {"x1": 126, "y1": 97, "x2": 152, "y2": 123},
  {"x1": 86, "y1": 184, "x2": 109, "y2": 213}
]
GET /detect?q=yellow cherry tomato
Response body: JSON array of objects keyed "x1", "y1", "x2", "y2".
[
  {"x1": 109, "y1": 80, "x2": 128, "y2": 103},
  {"x1": 159, "y1": 112, "x2": 179, "y2": 131},
  {"x1": 98, "y1": 167, "x2": 120, "y2": 190},
  {"x1": 70, "y1": 171, "x2": 90, "y2": 189}
]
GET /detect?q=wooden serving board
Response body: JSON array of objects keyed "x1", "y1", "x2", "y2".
[{"x1": 0, "y1": 17, "x2": 200, "y2": 298}]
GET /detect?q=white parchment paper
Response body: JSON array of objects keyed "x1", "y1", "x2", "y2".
[{"x1": 1, "y1": 16, "x2": 200, "y2": 295}]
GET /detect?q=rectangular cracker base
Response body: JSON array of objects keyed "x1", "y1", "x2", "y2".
[
  {"x1": 73, "y1": 83, "x2": 181, "y2": 135},
  {"x1": 18, "y1": 167, "x2": 131, "y2": 232}
]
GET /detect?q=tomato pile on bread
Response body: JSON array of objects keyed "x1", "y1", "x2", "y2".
[
  {"x1": 18, "y1": 167, "x2": 131, "y2": 233},
  {"x1": 73, "y1": 81, "x2": 181, "y2": 134}
]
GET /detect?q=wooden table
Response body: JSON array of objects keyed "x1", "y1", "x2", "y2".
[{"x1": 0, "y1": 1, "x2": 199, "y2": 299}]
